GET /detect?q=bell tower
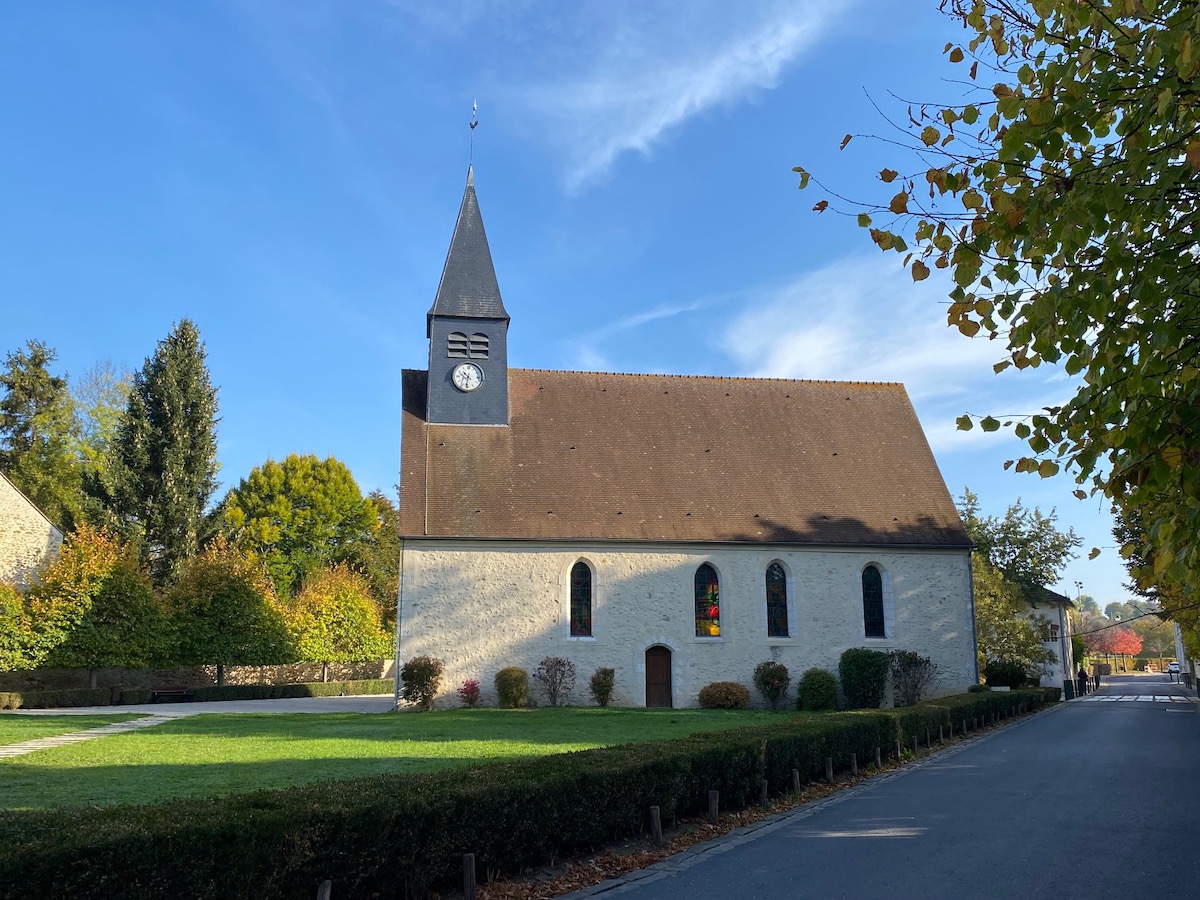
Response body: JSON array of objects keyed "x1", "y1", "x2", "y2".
[{"x1": 425, "y1": 167, "x2": 510, "y2": 426}]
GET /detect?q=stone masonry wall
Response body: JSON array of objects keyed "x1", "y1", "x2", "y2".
[
  {"x1": 0, "y1": 474, "x2": 62, "y2": 590},
  {"x1": 399, "y1": 540, "x2": 976, "y2": 709}
]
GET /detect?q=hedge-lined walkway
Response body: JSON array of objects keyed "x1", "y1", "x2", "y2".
[{"x1": 0, "y1": 715, "x2": 176, "y2": 760}]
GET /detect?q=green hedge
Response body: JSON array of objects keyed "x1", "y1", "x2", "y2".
[
  {"x1": 0, "y1": 688, "x2": 112, "y2": 710},
  {"x1": 189, "y1": 679, "x2": 393, "y2": 702},
  {"x1": 0, "y1": 689, "x2": 1056, "y2": 899},
  {"x1": 0, "y1": 681, "x2": 394, "y2": 710}
]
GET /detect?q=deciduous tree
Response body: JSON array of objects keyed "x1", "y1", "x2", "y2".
[
  {"x1": 282, "y1": 565, "x2": 391, "y2": 682},
  {"x1": 959, "y1": 489, "x2": 1078, "y2": 600},
  {"x1": 972, "y1": 555, "x2": 1056, "y2": 679},
  {"x1": 218, "y1": 454, "x2": 374, "y2": 598},
  {"x1": 798, "y1": 0, "x2": 1200, "y2": 652},
  {"x1": 110, "y1": 320, "x2": 218, "y2": 583}
]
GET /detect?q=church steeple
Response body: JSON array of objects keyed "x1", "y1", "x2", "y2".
[
  {"x1": 425, "y1": 167, "x2": 510, "y2": 426},
  {"x1": 426, "y1": 166, "x2": 510, "y2": 337}
]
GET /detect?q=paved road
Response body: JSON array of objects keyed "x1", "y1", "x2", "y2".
[{"x1": 578, "y1": 674, "x2": 1200, "y2": 900}]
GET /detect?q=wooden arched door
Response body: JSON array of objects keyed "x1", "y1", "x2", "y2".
[{"x1": 645, "y1": 646, "x2": 673, "y2": 708}]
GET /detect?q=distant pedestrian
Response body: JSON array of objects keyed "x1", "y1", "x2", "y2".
[{"x1": 1077, "y1": 666, "x2": 1089, "y2": 697}]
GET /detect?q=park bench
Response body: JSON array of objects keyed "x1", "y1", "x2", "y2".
[{"x1": 150, "y1": 687, "x2": 195, "y2": 703}]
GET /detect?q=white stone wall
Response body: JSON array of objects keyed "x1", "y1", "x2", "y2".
[
  {"x1": 0, "y1": 474, "x2": 62, "y2": 590},
  {"x1": 398, "y1": 540, "x2": 976, "y2": 708},
  {"x1": 1025, "y1": 602, "x2": 1072, "y2": 690}
]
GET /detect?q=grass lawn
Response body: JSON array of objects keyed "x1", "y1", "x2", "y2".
[
  {"x1": 0, "y1": 707, "x2": 785, "y2": 811},
  {"x1": 0, "y1": 714, "x2": 143, "y2": 747}
]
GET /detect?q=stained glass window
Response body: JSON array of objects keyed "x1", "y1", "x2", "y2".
[
  {"x1": 862, "y1": 565, "x2": 885, "y2": 638},
  {"x1": 570, "y1": 561, "x2": 592, "y2": 636},
  {"x1": 695, "y1": 563, "x2": 720, "y2": 637},
  {"x1": 766, "y1": 562, "x2": 788, "y2": 638}
]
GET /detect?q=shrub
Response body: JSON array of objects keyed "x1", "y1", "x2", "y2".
[
  {"x1": 533, "y1": 656, "x2": 576, "y2": 707},
  {"x1": 752, "y1": 661, "x2": 790, "y2": 710},
  {"x1": 190, "y1": 680, "x2": 393, "y2": 702},
  {"x1": 589, "y1": 667, "x2": 616, "y2": 707},
  {"x1": 0, "y1": 688, "x2": 112, "y2": 710},
  {"x1": 399, "y1": 656, "x2": 444, "y2": 710},
  {"x1": 494, "y1": 667, "x2": 529, "y2": 708},
  {"x1": 698, "y1": 681, "x2": 751, "y2": 709},
  {"x1": 119, "y1": 689, "x2": 154, "y2": 705},
  {"x1": 796, "y1": 667, "x2": 838, "y2": 711},
  {"x1": 839, "y1": 648, "x2": 891, "y2": 709},
  {"x1": 458, "y1": 679, "x2": 481, "y2": 708},
  {"x1": 984, "y1": 659, "x2": 1027, "y2": 689},
  {"x1": 890, "y1": 650, "x2": 938, "y2": 706},
  {"x1": 967, "y1": 683, "x2": 990, "y2": 693}
]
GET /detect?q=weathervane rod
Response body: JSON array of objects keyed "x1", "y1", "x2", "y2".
[{"x1": 469, "y1": 99, "x2": 478, "y2": 167}]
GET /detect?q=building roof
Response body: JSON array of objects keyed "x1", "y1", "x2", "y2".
[
  {"x1": 400, "y1": 368, "x2": 970, "y2": 547},
  {"x1": 1030, "y1": 586, "x2": 1075, "y2": 608},
  {"x1": 426, "y1": 167, "x2": 509, "y2": 336}
]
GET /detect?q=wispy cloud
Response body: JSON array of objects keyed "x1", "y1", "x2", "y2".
[
  {"x1": 718, "y1": 254, "x2": 1072, "y2": 453},
  {"x1": 506, "y1": 1, "x2": 857, "y2": 192},
  {"x1": 567, "y1": 299, "x2": 708, "y2": 372}
]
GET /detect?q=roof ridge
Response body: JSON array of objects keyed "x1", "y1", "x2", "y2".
[{"x1": 508, "y1": 367, "x2": 905, "y2": 388}]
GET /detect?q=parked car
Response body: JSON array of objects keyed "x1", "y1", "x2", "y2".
[{"x1": 1168, "y1": 661, "x2": 1181, "y2": 674}]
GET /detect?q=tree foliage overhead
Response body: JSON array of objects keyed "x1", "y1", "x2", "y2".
[
  {"x1": 110, "y1": 320, "x2": 219, "y2": 583},
  {"x1": 798, "y1": 1, "x2": 1200, "y2": 650},
  {"x1": 218, "y1": 454, "x2": 375, "y2": 598}
]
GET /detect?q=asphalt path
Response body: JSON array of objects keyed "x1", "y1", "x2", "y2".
[{"x1": 576, "y1": 674, "x2": 1200, "y2": 900}]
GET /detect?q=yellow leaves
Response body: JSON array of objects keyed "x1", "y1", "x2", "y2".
[
  {"x1": 949, "y1": 47, "x2": 965, "y2": 63},
  {"x1": 911, "y1": 260, "x2": 930, "y2": 282},
  {"x1": 920, "y1": 125, "x2": 941, "y2": 146},
  {"x1": 793, "y1": 166, "x2": 811, "y2": 189},
  {"x1": 961, "y1": 189, "x2": 984, "y2": 210},
  {"x1": 857, "y1": 212, "x2": 872, "y2": 227},
  {"x1": 880, "y1": 168, "x2": 899, "y2": 183},
  {"x1": 958, "y1": 319, "x2": 981, "y2": 337},
  {"x1": 888, "y1": 191, "x2": 910, "y2": 214},
  {"x1": 1187, "y1": 141, "x2": 1200, "y2": 171},
  {"x1": 1162, "y1": 446, "x2": 1184, "y2": 469},
  {"x1": 993, "y1": 83, "x2": 1013, "y2": 98},
  {"x1": 1089, "y1": 547, "x2": 1101, "y2": 560}
]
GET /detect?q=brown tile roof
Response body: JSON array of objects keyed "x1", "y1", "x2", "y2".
[{"x1": 400, "y1": 368, "x2": 970, "y2": 547}]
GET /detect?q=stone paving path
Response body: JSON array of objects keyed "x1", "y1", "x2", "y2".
[{"x1": 0, "y1": 714, "x2": 189, "y2": 760}]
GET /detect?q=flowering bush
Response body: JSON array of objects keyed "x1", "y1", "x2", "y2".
[
  {"x1": 752, "y1": 661, "x2": 790, "y2": 710},
  {"x1": 457, "y1": 679, "x2": 481, "y2": 708}
]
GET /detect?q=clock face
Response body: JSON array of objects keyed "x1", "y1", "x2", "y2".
[{"x1": 451, "y1": 362, "x2": 484, "y2": 392}]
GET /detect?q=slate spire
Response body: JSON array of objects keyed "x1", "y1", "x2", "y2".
[{"x1": 426, "y1": 166, "x2": 509, "y2": 337}]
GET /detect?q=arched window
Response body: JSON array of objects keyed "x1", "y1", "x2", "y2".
[
  {"x1": 862, "y1": 565, "x2": 885, "y2": 638},
  {"x1": 447, "y1": 332, "x2": 468, "y2": 358},
  {"x1": 695, "y1": 564, "x2": 720, "y2": 637},
  {"x1": 766, "y1": 562, "x2": 789, "y2": 638},
  {"x1": 570, "y1": 561, "x2": 592, "y2": 636},
  {"x1": 469, "y1": 333, "x2": 490, "y2": 359}
]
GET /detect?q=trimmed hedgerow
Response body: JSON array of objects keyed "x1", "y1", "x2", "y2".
[
  {"x1": 0, "y1": 688, "x2": 112, "y2": 710},
  {"x1": 190, "y1": 680, "x2": 393, "y2": 702},
  {"x1": 697, "y1": 682, "x2": 751, "y2": 709},
  {"x1": 796, "y1": 668, "x2": 838, "y2": 711},
  {"x1": 0, "y1": 689, "x2": 1057, "y2": 899}
]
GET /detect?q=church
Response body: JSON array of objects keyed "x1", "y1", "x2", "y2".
[{"x1": 397, "y1": 170, "x2": 977, "y2": 708}]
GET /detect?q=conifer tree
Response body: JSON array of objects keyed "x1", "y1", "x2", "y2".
[{"x1": 111, "y1": 320, "x2": 219, "y2": 583}]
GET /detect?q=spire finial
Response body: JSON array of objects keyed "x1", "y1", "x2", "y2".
[{"x1": 469, "y1": 99, "x2": 478, "y2": 169}]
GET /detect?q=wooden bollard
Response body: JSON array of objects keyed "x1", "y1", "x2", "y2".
[
  {"x1": 792, "y1": 768, "x2": 801, "y2": 793},
  {"x1": 894, "y1": 739, "x2": 902, "y2": 760},
  {"x1": 851, "y1": 752, "x2": 858, "y2": 776},
  {"x1": 963, "y1": 718, "x2": 967, "y2": 735},
  {"x1": 760, "y1": 778, "x2": 769, "y2": 807},
  {"x1": 939, "y1": 725, "x2": 944, "y2": 743},
  {"x1": 912, "y1": 735, "x2": 919, "y2": 755},
  {"x1": 874, "y1": 746, "x2": 882, "y2": 768},
  {"x1": 949, "y1": 720, "x2": 954, "y2": 738},
  {"x1": 317, "y1": 881, "x2": 332, "y2": 900},
  {"x1": 708, "y1": 790, "x2": 720, "y2": 824},
  {"x1": 825, "y1": 756, "x2": 834, "y2": 783},
  {"x1": 926, "y1": 727, "x2": 932, "y2": 748},
  {"x1": 650, "y1": 805, "x2": 663, "y2": 846},
  {"x1": 463, "y1": 854, "x2": 476, "y2": 900}
]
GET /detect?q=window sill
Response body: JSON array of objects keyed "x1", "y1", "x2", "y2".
[
  {"x1": 566, "y1": 635, "x2": 598, "y2": 642},
  {"x1": 694, "y1": 636, "x2": 725, "y2": 643}
]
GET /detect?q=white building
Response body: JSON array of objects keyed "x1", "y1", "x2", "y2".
[
  {"x1": 396, "y1": 171, "x2": 979, "y2": 708},
  {"x1": 1026, "y1": 587, "x2": 1074, "y2": 693},
  {"x1": 0, "y1": 471, "x2": 63, "y2": 590}
]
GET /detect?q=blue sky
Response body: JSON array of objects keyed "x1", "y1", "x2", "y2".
[{"x1": 1, "y1": 1, "x2": 1126, "y2": 605}]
